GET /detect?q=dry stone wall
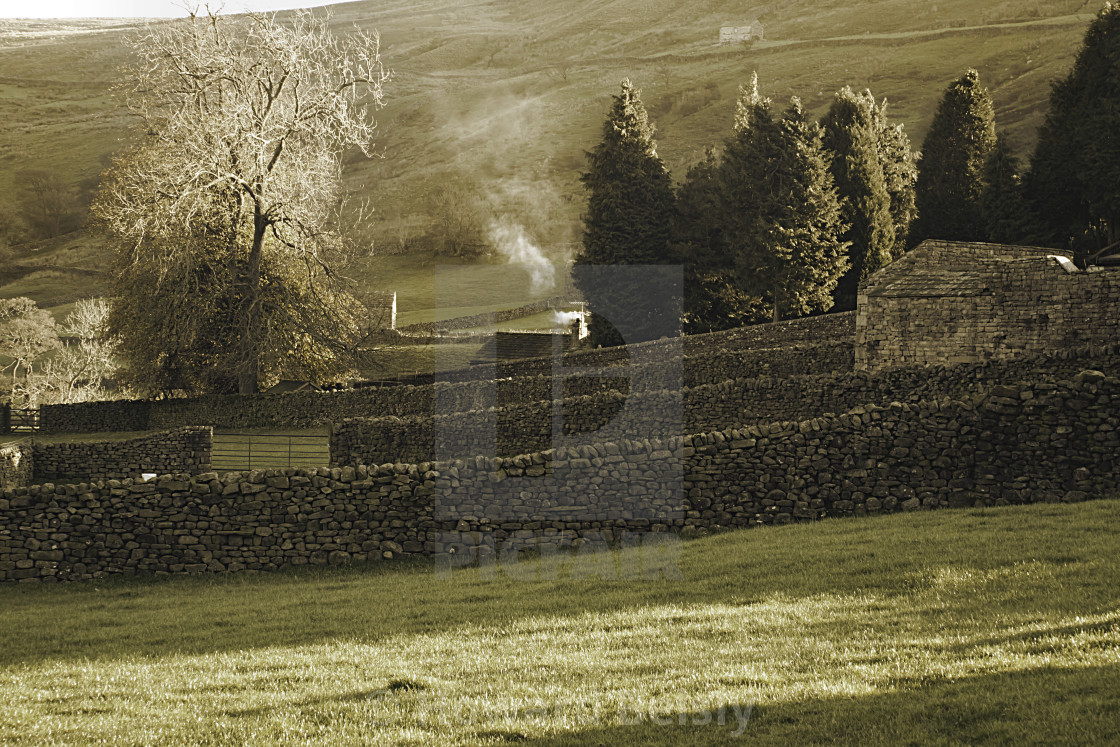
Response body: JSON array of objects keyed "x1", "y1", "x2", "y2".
[
  {"x1": 37, "y1": 327, "x2": 853, "y2": 434},
  {"x1": 32, "y1": 428, "x2": 213, "y2": 482},
  {"x1": 0, "y1": 442, "x2": 32, "y2": 490},
  {"x1": 39, "y1": 399, "x2": 151, "y2": 435},
  {"x1": 1, "y1": 370, "x2": 1116, "y2": 582},
  {"x1": 330, "y1": 341, "x2": 1120, "y2": 466}
]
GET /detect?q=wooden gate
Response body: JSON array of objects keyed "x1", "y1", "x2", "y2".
[
  {"x1": 211, "y1": 432, "x2": 329, "y2": 472},
  {"x1": 9, "y1": 408, "x2": 39, "y2": 432}
]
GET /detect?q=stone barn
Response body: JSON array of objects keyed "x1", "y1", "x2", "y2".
[
  {"x1": 361, "y1": 290, "x2": 397, "y2": 331},
  {"x1": 855, "y1": 240, "x2": 1120, "y2": 372},
  {"x1": 720, "y1": 22, "x2": 764, "y2": 44}
]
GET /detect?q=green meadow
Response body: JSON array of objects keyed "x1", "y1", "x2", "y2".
[{"x1": 1, "y1": 499, "x2": 1117, "y2": 745}]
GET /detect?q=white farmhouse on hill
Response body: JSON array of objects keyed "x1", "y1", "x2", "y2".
[{"x1": 720, "y1": 21, "x2": 764, "y2": 45}]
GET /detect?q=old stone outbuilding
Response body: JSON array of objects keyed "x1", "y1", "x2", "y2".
[{"x1": 856, "y1": 240, "x2": 1120, "y2": 371}]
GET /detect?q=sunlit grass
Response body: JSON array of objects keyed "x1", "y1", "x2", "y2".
[{"x1": 1, "y1": 500, "x2": 1118, "y2": 744}]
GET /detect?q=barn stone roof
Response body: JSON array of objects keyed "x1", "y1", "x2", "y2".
[{"x1": 861, "y1": 241, "x2": 1074, "y2": 299}]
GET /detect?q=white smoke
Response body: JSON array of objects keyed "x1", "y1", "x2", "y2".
[
  {"x1": 551, "y1": 309, "x2": 588, "y2": 338},
  {"x1": 552, "y1": 309, "x2": 579, "y2": 329},
  {"x1": 488, "y1": 218, "x2": 556, "y2": 295}
]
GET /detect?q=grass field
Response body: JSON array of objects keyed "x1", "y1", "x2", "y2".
[{"x1": 1, "y1": 499, "x2": 1117, "y2": 745}]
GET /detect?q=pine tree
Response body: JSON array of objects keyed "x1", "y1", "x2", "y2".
[
  {"x1": 769, "y1": 98, "x2": 850, "y2": 319},
  {"x1": 1027, "y1": 2, "x2": 1120, "y2": 256},
  {"x1": 870, "y1": 98, "x2": 918, "y2": 255},
  {"x1": 911, "y1": 69, "x2": 997, "y2": 246},
  {"x1": 720, "y1": 76, "x2": 849, "y2": 321},
  {"x1": 821, "y1": 87, "x2": 895, "y2": 311},
  {"x1": 575, "y1": 80, "x2": 678, "y2": 347},
  {"x1": 672, "y1": 151, "x2": 766, "y2": 334},
  {"x1": 980, "y1": 135, "x2": 1034, "y2": 244}
]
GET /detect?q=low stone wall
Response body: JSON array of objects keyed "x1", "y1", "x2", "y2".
[
  {"x1": 36, "y1": 333, "x2": 853, "y2": 434},
  {"x1": 330, "y1": 341, "x2": 1120, "y2": 466},
  {"x1": 0, "y1": 442, "x2": 32, "y2": 490},
  {"x1": 31, "y1": 427, "x2": 213, "y2": 482},
  {"x1": 397, "y1": 295, "x2": 568, "y2": 335},
  {"x1": 38, "y1": 399, "x2": 151, "y2": 435},
  {"x1": 1, "y1": 370, "x2": 1115, "y2": 582}
]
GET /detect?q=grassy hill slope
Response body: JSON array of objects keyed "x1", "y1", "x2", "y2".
[
  {"x1": 0, "y1": 0, "x2": 1099, "y2": 330},
  {"x1": 1, "y1": 499, "x2": 1118, "y2": 744}
]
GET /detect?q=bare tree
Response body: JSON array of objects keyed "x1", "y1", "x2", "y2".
[
  {"x1": 15, "y1": 169, "x2": 81, "y2": 239},
  {"x1": 49, "y1": 298, "x2": 117, "y2": 403},
  {"x1": 429, "y1": 183, "x2": 486, "y2": 257},
  {"x1": 92, "y1": 8, "x2": 390, "y2": 393},
  {"x1": 0, "y1": 298, "x2": 60, "y2": 407}
]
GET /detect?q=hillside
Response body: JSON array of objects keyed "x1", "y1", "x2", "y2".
[{"x1": 0, "y1": 0, "x2": 1099, "y2": 324}]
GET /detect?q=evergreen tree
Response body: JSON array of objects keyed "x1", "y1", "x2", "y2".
[
  {"x1": 1027, "y1": 3, "x2": 1120, "y2": 256},
  {"x1": 721, "y1": 76, "x2": 849, "y2": 321},
  {"x1": 821, "y1": 87, "x2": 894, "y2": 311},
  {"x1": 980, "y1": 135, "x2": 1034, "y2": 244},
  {"x1": 911, "y1": 69, "x2": 997, "y2": 246},
  {"x1": 870, "y1": 98, "x2": 918, "y2": 255},
  {"x1": 672, "y1": 151, "x2": 765, "y2": 334},
  {"x1": 574, "y1": 80, "x2": 678, "y2": 347}
]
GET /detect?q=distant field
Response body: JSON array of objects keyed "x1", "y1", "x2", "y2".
[
  {"x1": 0, "y1": 1, "x2": 1097, "y2": 292},
  {"x1": 0, "y1": 499, "x2": 1117, "y2": 744},
  {"x1": 0, "y1": 0, "x2": 1100, "y2": 381}
]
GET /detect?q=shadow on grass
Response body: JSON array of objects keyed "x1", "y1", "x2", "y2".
[
  {"x1": 521, "y1": 664, "x2": 1120, "y2": 746},
  {"x1": 0, "y1": 500, "x2": 1117, "y2": 666}
]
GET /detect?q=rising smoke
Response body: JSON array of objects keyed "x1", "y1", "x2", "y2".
[{"x1": 488, "y1": 218, "x2": 556, "y2": 295}]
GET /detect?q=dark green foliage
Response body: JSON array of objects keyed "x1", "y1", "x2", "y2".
[
  {"x1": 575, "y1": 80, "x2": 678, "y2": 347},
  {"x1": 1027, "y1": 2, "x2": 1120, "y2": 256},
  {"x1": 672, "y1": 150, "x2": 766, "y2": 334},
  {"x1": 911, "y1": 69, "x2": 997, "y2": 246},
  {"x1": 721, "y1": 77, "x2": 849, "y2": 322},
  {"x1": 821, "y1": 87, "x2": 895, "y2": 311},
  {"x1": 980, "y1": 136, "x2": 1035, "y2": 244},
  {"x1": 871, "y1": 99, "x2": 918, "y2": 255}
]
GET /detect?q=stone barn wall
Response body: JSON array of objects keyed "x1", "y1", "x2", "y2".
[
  {"x1": 0, "y1": 370, "x2": 1115, "y2": 582},
  {"x1": 856, "y1": 240, "x2": 1120, "y2": 371},
  {"x1": 720, "y1": 23, "x2": 763, "y2": 44}
]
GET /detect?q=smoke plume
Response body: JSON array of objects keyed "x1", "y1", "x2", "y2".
[{"x1": 488, "y1": 218, "x2": 556, "y2": 294}]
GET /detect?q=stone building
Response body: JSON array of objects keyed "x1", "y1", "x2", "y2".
[
  {"x1": 720, "y1": 22, "x2": 764, "y2": 44},
  {"x1": 855, "y1": 240, "x2": 1120, "y2": 371},
  {"x1": 363, "y1": 290, "x2": 397, "y2": 331}
]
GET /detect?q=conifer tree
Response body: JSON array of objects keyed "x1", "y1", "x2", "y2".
[
  {"x1": 1027, "y1": 2, "x2": 1120, "y2": 255},
  {"x1": 672, "y1": 152, "x2": 765, "y2": 334},
  {"x1": 821, "y1": 87, "x2": 894, "y2": 311},
  {"x1": 575, "y1": 80, "x2": 677, "y2": 347},
  {"x1": 911, "y1": 69, "x2": 997, "y2": 246},
  {"x1": 720, "y1": 76, "x2": 849, "y2": 321},
  {"x1": 980, "y1": 135, "x2": 1034, "y2": 244},
  {"x1": 870, "y1": 98, "x2": 918, "y2": 254}
]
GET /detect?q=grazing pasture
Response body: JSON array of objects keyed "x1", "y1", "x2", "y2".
[{"x1": 1, "y1": 500, "x2": 1117, "y2": 745}]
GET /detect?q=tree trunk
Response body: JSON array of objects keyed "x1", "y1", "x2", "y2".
[{"x1": 237, "y1": 210, "x2": 267, "y2": 394}]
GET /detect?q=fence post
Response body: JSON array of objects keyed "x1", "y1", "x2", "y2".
[{"x1": 0, "y1": 403, "x2": 9, "y2": 435}]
